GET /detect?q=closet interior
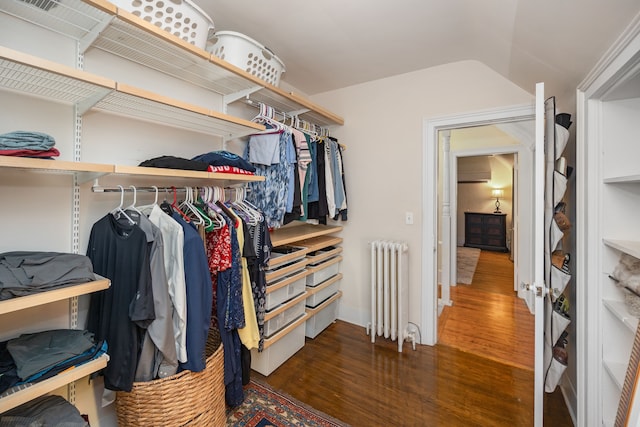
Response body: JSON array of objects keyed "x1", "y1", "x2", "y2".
[{"x1": 0, "y1": 0, "x2": 345, "y2": 424}]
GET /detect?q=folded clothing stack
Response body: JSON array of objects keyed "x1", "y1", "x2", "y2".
[
  {"x1": 0, "y1": 329, "x2": 107, "y2": 395},
  {"x1": 0, "y1": 131, "x2": 60, "y2": 159},
  {"x1": 139, "y1": 150, "x2": 256, "y2": 175},
  {"x1": 0, "y1": 251, "x2": 96, "y2": 301},
  {"x1": 0, "y1": 395, "x2": 89, "y2": 426}
]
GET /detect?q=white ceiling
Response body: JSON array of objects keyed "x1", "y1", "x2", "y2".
[{"x1": 202, "y1": 0, "x2": 640, "y2": 103}]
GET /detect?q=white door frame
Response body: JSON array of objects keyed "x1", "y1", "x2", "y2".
[{"x1": 421, "y1": 103, "x2": 535, "y2": 345}]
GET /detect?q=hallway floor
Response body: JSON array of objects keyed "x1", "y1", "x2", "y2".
[
  {"x1": 439, "y1": 250, "x2": 533, "y2": 370},
  {"x1": 438, "y1": 249, "x2": 574, "y2": 425}
]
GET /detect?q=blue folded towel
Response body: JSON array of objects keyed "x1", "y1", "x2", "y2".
[{"x1": 0, "y1": 131, "x2": 56, "y2": 150}]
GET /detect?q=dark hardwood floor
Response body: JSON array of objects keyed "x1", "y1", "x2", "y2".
[{"x1": 252, "y1": 250, "x2": 574, "y2": 426}]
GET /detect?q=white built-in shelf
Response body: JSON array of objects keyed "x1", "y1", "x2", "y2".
[
  {"x1": 0, "y1": 46, "x2": 264, "y2": 140},
  {"x1": 604, "y1": 174, "x2": 640, "y2": 184},
  {"x1": 604, "y1": 359, "x2": 627, "y2": 390},
  {"x1": 0, "y1": 0, "x2": 344, "y2": 127},
  {"x1": 603, "y1": 239, "x2": 640, "y2": 259},
  {"x1": 0, "y1": 354, "x2": 109, "y2": 413},
  {"x1": 603, "y1": 299, "x2": 639, "y2": 332},
  {"x1": 306, "y1": 290, "x2": 343, "y2": 319},
  {"x1": 270, "y1": 224, "x2": 343, "y2": 248},
  {"x1": 0, "y1": 276, "x2": 109, "y2": 315}
]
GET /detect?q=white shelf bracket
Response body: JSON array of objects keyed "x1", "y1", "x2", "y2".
[
  {"x1": 287, "y1": 108, "x2": 311, "y2": 117},
  {"x1": 75, "y1": 88, "x2": 114, "y2": 116},
  {"x1": 78, "y1": 15, "x2": 115, "y2": 53},
  {"x1": 223, "y1": 86, "x2": 263, "y2": 108}
]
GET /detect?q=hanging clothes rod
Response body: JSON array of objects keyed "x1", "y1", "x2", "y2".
[
  {"x1": 244, "y1": 97, "x2": 331, "y2": 137},
  {"x1": 91, "y1": 183, "x2": 245, "y2": 193}
]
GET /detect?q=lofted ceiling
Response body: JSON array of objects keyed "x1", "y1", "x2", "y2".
[{"x1": 202, "y1": 0, "x2": 640, "y2": 104}]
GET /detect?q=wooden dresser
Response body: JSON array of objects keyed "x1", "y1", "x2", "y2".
[{"x1": 464, "y1": 212, "x2": 508, "y2": 252}]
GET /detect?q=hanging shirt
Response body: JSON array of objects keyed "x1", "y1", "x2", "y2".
[
  {"x1": 206, "y1": 221, "x2": 232, "y2": 330},
  {"x1": 247, "y1": 216, "x2": 270, "y2": 351},
  {"x1": 215, "y1": 213, "x2": 244, "y2": 406},
  {"x1": 246, "y1": 130, "x2": 291, "y2": 228},
  {"x1": 172, "y1": 213, "x2": 213, "y2": 373},
  {"x1": 292, "y1": 128, "x2": 311, "y2": 211},
  {"x1": 328, "y1": 138, "x2": 346, "y2": 218},
  {"x1": 285, "y1": 133, "x2": 297, "y2": 213},
  {"x1": 86, "y1": 214, "x2": 154, "y2": 392},
  {"x1": 122, "y1": 210, "x2": 178, "y2": 381},
  {"x1": 145, "y1": 204, "x2": 188, "y2": 363},
  {"x1": 235, "y1": 216, "x2": 260, "y2": 349},
  {"x1": 247, "y1": 131, "x2": 281, "y2": 165}
]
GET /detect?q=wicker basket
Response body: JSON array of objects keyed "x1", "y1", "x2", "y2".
[{"x1": 115, "y1": 328, "x2": 224, "y2": 426}]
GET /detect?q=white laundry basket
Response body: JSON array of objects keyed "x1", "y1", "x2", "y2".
[
  {"x1": 207, "y1": 31, "x2": 286, "y2": 86},
  {"x1": 111, "y1": 0, "x2": 215, "y2": 49}
]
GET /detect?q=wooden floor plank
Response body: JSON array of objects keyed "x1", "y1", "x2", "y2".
[
  {"x1": 252, "y1": 249, "x2": 573, "y2": 426},
  {"x1": 440, "y1": 250, "x2": 534, "y2": 370}
]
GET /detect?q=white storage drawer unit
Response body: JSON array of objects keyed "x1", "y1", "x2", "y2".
[
  {"x1": 253, "y1": 224, "x2": 343, "y2": 376},
  {"x1": 306, "y1": 273, "x2": 341, "y2": 308},
  {"x1": 265, "y1": 257, "x2": 308, "y2": 282},
  {"x1": 306, "y1": 256, "x2": 342, "y2": 287},
  {"x1": 265, "y1": 269, "x2": 309, "y2": 311},
  {"x1": 306, "y1": 291, "x2": 342, "y2": 339},
  {"x1": 305, "y1": 246, "x2": 342, "y2": 265},
  {"x1": 251, "y1": 315, "x2": 307, "y2": 376},
  {"x1": 264, "y1": 293, "x2": 307, "y2": 338},
  {"x1": 268, "y1": 245, "x2": 307, "y2": 269}
]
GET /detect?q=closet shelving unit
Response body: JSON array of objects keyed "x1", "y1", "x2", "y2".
[
  {"x1": 578, "y1": 20, "x2": 640, "y2": 425},
  {"x1": 0, "y1": 0, "x2": 345, "y2": 128},
  {"x1": 0, "y1": 277, "x2": 111, "y2": 414},
  {"x1": 252, "y1": 224, "x2": 343, "y2": 376},
  {"x1": 0, "y1": 0, "x2": 345, "y2": 416},
  {"x1": 0, "y1": 45, "x2": 265, "y2": 144}
]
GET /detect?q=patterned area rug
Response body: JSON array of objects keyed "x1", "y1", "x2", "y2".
[
  {"x1": 226, "y1": 380, "x2": 349, "y2": 426},
  {"x1": 457, "y1": 247, "x2": 481, "y2": 284}
]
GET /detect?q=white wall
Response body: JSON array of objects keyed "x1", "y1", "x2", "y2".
[{"x1": 311, "y1": 60, "x2": 533, "y2": 329}]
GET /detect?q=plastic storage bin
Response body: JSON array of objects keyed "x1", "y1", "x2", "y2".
[
  {"x1": 268, "y1": 245, "x2": 307, "y2": 269},
  {"x1": 207, "y1": 31, "x2": 286, "y2": 86},
  {"x1": 305, "y1": 292, "x2": 341, "y2": 339},
  {"x1": 306, "y1": 256, "x2": 342, "y2": 287},
  {"x1": 251, "y1": 315, "x2": 307, "y2": 376},
  {"x1": 305, "y1": 246, "x2": 343, "y2": 265},
  {"x1": 265, "y1": 270, "x2": 308, "y2": 311},
  {"x1": 111, "y1": 0, "x2": 215, "y2": 48},
  {"x1": 265, "y1": 257, "x2": 308, "y2": 283},
  {"x1": 306, "y1": 273, "x2": 341, "y2": 308},
  {"x1": 264, "y1": 295, "x2": 307, "y2": 338}
]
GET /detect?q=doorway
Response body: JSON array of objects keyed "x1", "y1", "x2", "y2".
[{"x1": 420, "y1": 104, "x2": 536, "y2": 346}]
